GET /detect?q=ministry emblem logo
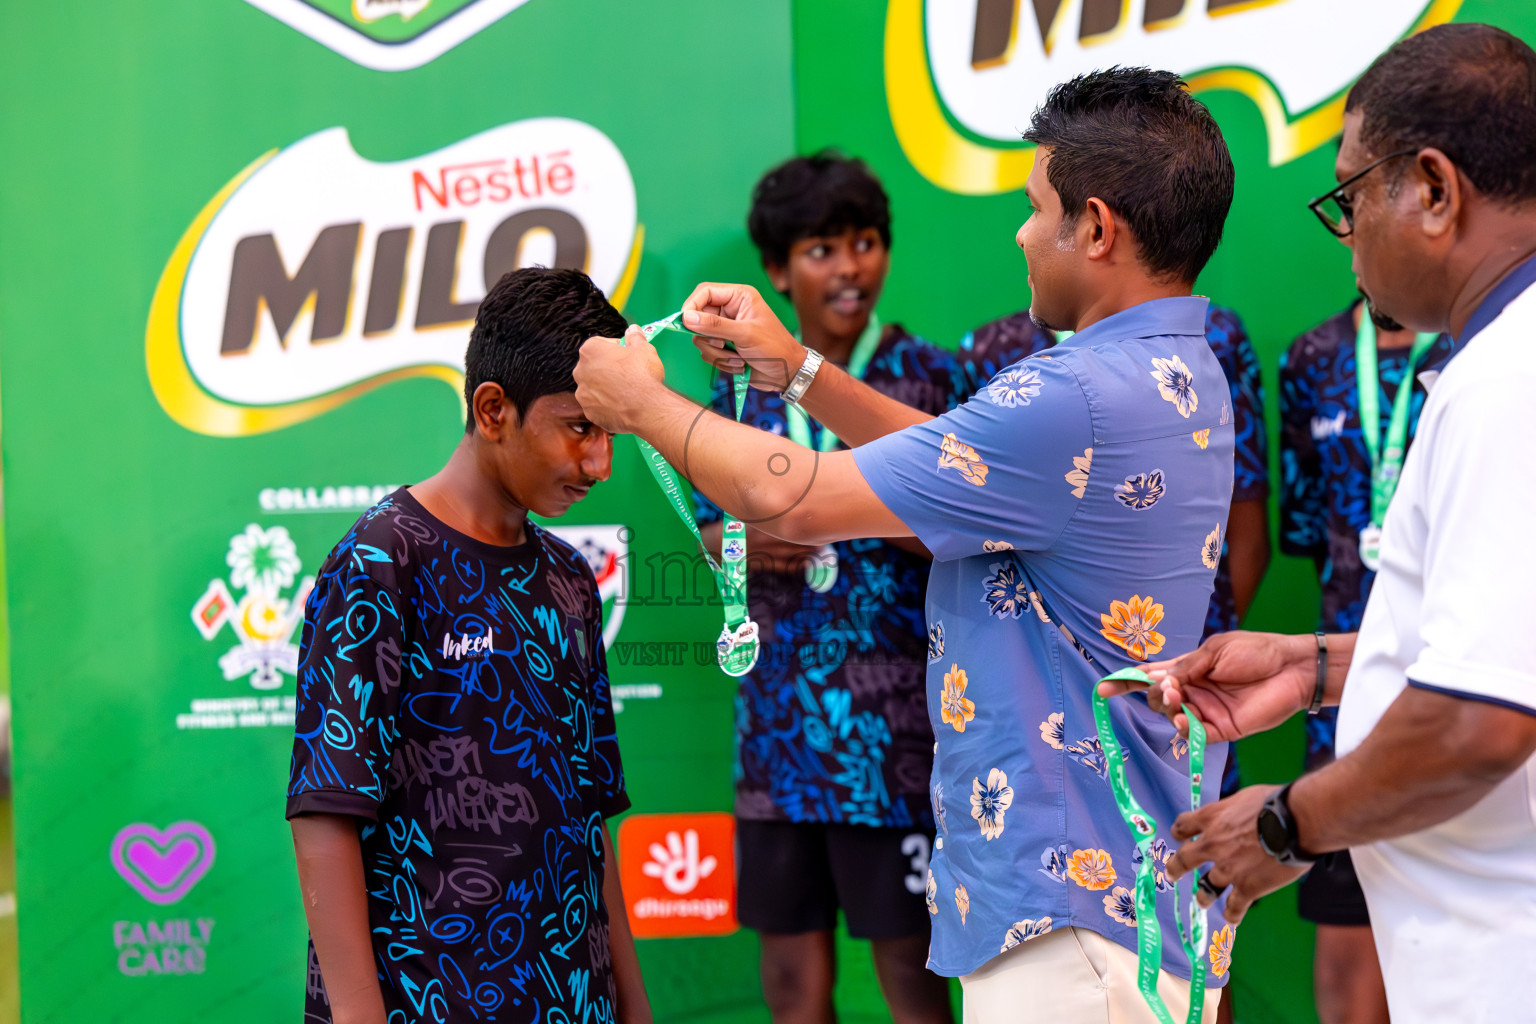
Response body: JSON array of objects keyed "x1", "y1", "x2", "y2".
[{"x1": 190, "y1": 525, "x2": 315, "y2": 689}]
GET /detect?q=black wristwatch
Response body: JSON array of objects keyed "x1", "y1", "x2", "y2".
[{"x1": 1256, "y1": 783, "x2": 1318, "y2": 867}]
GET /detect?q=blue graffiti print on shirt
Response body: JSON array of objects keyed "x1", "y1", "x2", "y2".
[{"x1": 288, "y1": 488, "x2": 629, "y2": 1024}]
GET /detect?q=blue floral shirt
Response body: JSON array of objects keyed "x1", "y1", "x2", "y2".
[
  {"x1": 694, "y1": 324, "x2": 957, "y2": 827},
  {"x1": 853, "y1": 297, "x2": 1234, "y2": 982},
  {"x1": 1279, "y1": 304, "x2": 1458, "y2": 766},
  {"x1": 954, "y1": 305, "x2": 1268, "y2": 639}
]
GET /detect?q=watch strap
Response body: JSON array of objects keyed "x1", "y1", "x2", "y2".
[
  {"x1": 782, "y1": 347, "x2": 823, "y2": 406},
  {"x1": 1260, "y1": 782, "x2": 1318, "y2": 867}
]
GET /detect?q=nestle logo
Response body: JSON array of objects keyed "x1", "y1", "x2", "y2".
[
  {"x1": 441, "y1": 630, "x2": 494, "y2": 661},
  {"x1": 412, "y1": 152, "x2": 575, "y2": 212}
]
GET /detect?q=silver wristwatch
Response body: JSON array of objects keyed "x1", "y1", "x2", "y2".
[{"x1": 782, "y1": 347, "x2": 824, "y2": 406}]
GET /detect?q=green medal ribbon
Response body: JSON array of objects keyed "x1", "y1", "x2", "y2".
[
  {"x1": 1095, "y1": 667, "x2": 1210, "y2": 1024},
  {"x1": 1355, "y1": 315, "x2": 1439, "y2": 531},
  {"x1": 628, "y1": 313, "x2": 758, "y2": 676},
  {"x1": 1005, "y1": 558, "x2": 1217, "y2": 1021}
]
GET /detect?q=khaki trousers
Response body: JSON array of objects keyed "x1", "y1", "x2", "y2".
[{"x1": 959, "y1": 925, "x2": 1222, "y2": 1023}]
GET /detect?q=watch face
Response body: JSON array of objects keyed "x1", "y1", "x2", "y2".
[{"x1": 1257, "y1": 807, "x2": 1289, "y2": 857}]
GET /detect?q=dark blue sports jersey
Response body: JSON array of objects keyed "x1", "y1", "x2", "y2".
[
  {"x1": 694, "y1": 324, "x2": 955, "y2": 827},
  {"x1": 287, "y1": 488, "x2": 628, "y2": 1024},
  {"x1": 1279, "y1": 304, "x2": 1458, "y2": 766},
  {"x1": 955, "y1": 305, "x2": 1269, "y2": 638}
]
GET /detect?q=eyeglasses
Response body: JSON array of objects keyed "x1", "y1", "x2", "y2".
[{"x1": 1307, "y1": 148, "x2": 1418, "y2": 237}]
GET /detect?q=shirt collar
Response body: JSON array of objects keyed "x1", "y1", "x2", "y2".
[
  {"x1": 1459, "y1": 250, "x2": 1536, "y2": 344},
  {"x1": 1057, "y1": 295, "x2": 1210, "y2": 349}
]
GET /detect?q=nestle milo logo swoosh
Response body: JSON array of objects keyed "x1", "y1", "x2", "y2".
[
  {"x1": 887, "y1": 0, "x2": 1465, "y2": 195},
  {"x1": 145, "y1": 118, "x2": 641, "y2": 437},
  {"x1": 244, "y1": 0, "x2": 532, "y2": 70}
]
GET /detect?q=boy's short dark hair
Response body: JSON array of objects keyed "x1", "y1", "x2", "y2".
[
  {"x1": 747, "y1": 150, "x2": 892, "y2": 268},
  {"x1": 1023, "y1": 67, "x2": 1234, "y2": 284},
  {"x1": 463, "y1": 266, "x2": 627, "y2": 429},
  {"x1": 1347, "y1": 23, "x2": 1536, "y2": 205}
]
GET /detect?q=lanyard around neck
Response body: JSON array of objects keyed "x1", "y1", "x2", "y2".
[
  {"x1": 785, "y1": 314, "x2": 882, "y2": 451},
  {"x1": 1355, "y1": 312, "x2": 1439, "y2": 527}
]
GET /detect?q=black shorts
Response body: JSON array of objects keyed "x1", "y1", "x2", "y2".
[
  {"x1": 1297, "y1": 849, "x2": 1372, "y2": 927},
  {"x1": 736, "y1": 820, "x2": 935, "y2": 940}
]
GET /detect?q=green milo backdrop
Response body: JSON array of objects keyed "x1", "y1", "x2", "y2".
[{"x1": 0, "y1": 1, "x2": 1530, "y2": 1022}]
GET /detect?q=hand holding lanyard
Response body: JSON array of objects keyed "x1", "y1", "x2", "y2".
[{"x1": 1354, "y1": 316, "x2": 1440, "y2": 570}]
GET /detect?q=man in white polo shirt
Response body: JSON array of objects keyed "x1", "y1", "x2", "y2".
[{"x1": 1098, "y1": 23, "x2": 1536, "y2": 1024}]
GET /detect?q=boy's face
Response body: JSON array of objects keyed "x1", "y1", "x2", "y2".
[
  {"x1": 766, "y1": 227, "x2": 890, "y2": 342},
  {"x1": 484, "y1": 390, "x2": 612, "y2": 518}
]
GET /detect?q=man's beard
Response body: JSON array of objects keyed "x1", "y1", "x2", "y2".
[{"x1": 1359, "y1": 289, "x2": 1406, "y2": 332}]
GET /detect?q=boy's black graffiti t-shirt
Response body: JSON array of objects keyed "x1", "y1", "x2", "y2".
[{"x1": 286, "y1": 487, "x2": 629, "y2": 1024}]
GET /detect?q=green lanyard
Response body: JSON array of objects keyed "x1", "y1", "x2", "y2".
[
  {"x1": 629, "y1": 313, "x2": 758, "y2": 676},
  {"x1": 1355, "y1": 314, "x2": 1439, "y2": 529},
  {"x1": 1012, "y1": 557, "x2": 1212, "y2": 1023},
  {"x1": 1097, "y1": 667, "x2": 1210, "y2": 1024},
  {"x1": 784, "y1": 314, "x2": 883, "y2": 451}
]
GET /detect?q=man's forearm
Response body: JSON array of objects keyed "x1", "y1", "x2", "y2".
[
  {"x1": 795, "y1": 360, "x2": 934, "y2": 446},
  {"x1": 1291, "y1": 685, "x2": 1536, "y2": 854},
  {"x1": 291, "y1": 814, "x2": 385, "y2": 1024},
  {"x1": 632, "y1": 387, "x2": 903, "y2": 545},
  {"x1": 637, "y1": 388, "x2": 815, "y2": 530}
]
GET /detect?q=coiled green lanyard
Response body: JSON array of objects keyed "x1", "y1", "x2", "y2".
[
  {"x1": 1017, "y1": 557, "x2": 1213, "y2": 1022},
  {"x1": 628, "y1": 313, "x2": 758, "y2": 676}
]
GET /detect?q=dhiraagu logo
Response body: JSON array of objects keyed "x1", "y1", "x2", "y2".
[
  {"x1": 146, "y1": 117, "x2": 641, "y2": 436},
  {"x1": 886, "y1": 0, "x2": 1465, "y2": 195},
  {"x1": 244, "y1": 0, "x2": 533, "y2": 70}
]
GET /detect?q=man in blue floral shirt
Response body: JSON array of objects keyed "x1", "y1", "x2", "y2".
[
  {"x1": 576, "y1": 68, "x2": 1239, "y2": 1021},
  {"x1": 953, "y1": 305, "x2": 1269, "y2": 642},
  {"x1": 1279, "y1": 296, "x2": 1456, "y2": 1024},
  {"x1": 694, "y1": 153, "x2": 956, "y2": 1024}
]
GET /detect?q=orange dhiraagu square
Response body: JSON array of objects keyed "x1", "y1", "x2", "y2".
[{"x1": 617, "y1": 812, "x2": 738, "y2": 938}]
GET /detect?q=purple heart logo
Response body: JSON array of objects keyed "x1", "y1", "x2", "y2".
[{"x1": 110, "y1": 822, "x2": 216, "y2": 905}]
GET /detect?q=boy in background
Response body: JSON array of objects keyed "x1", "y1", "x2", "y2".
[
  {"x1": 287, "y1": 268, "x2": 651, "y2": 1024},
  {"x1": 1279, "y1": 293, "x2": 1457, "y2": 1024},
  {"x1": 694, "y1": 152, "x2": 955, "y2": 1024}
]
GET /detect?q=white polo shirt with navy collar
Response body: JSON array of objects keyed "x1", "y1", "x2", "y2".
[{"x1": 1336, "y1": 252, "x2": 1536, "y2": 1024}]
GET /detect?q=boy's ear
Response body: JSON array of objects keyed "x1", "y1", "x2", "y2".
[
  {"x1": 471, "y1": 381, "x2": 517, "y2": 439},
  {"x1": 764, "y1": 260, "x2": 791, "y2": 296}
]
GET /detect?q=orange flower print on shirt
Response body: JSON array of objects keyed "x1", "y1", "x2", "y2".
[
  {"x1": 1192, "y1": 428, "x2": 1210, "y2": 449},
  {"x1": 1067, "y1": 848, "x2": 1116, "y2": 890},
  {"x1": 1099, "y1": 595, "x2": 1167, "y2": 661},
  {"x1": 955, "y1": 884, "x2": 970, "y2": 925},
  {"x1": 938, "y1": 433, "x2": 989, "y2": 486},
  {"x1": 941, "y1": 665, "x2": 976, "y2": 733},
  {"x1": 1209, "y1": 924, "x2": 1234, "y2": 977}
]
